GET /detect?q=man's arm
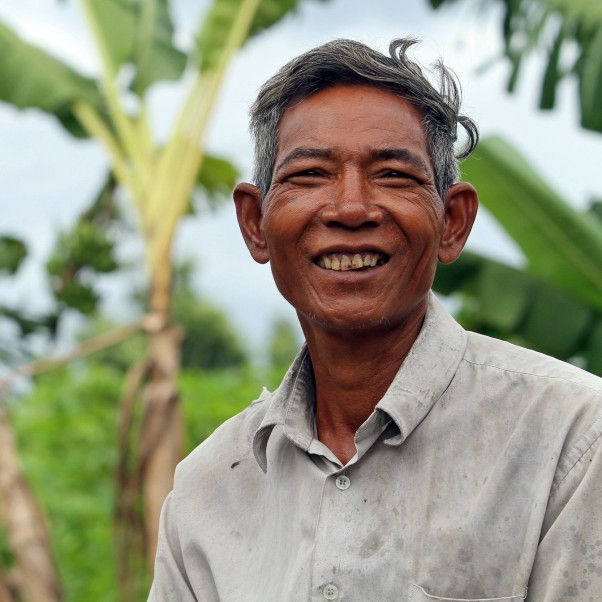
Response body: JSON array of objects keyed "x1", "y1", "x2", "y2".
[
  {"x1": 527, "y1": 423, "x2": 602, "y2": 600},
  {"x1": 148, "y1": 491, "x2": 218, "y2": 602}
]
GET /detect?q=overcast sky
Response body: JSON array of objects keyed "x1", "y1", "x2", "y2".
[{"x1": 1, "y1": 0, "x2": 601, "y2": 355}]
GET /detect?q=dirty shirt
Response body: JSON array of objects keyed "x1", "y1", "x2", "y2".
[{"x1": 149, "y1": 294, "x2": 602, "y2": 602}]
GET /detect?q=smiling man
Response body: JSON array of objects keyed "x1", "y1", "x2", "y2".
[{"x1": 149, "y1": 39, "x2": 602, "y2": 602}]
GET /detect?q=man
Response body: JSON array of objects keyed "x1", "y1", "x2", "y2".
[{"x1": 149, "y1": 39, "x2": 602, "y2": 601}]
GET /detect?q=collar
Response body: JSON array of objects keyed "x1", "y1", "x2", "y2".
[{"x1": 252, "y1": 292, "x2": 467, "y2": 472}]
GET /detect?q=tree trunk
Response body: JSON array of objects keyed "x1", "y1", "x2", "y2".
[
  {"x1": 139, "y1": 322, "x2": 184, "y2": 571},
  {"x1": 0, "y1": 407, "x2": 62, "y2": 602}
]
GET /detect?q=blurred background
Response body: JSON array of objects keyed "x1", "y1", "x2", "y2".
[{"x1": 0, "y1": 0, "x2": 600, "y2": 600}]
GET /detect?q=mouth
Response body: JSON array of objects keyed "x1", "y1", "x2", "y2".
[{"x1": 314, "y1": 252, "x2": 389, "y2": 271}]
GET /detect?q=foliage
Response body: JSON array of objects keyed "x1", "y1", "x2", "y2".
[
  {"x1": 0, "y1": 236, "x2": 27, "y2": 276},
  {"x1": 180, "y1": 368, "x2": 267, "y2": 449},
  {"x1": 434, "y1": 136, "x2": 602, "y2": 376},
  {"x1": 4, "y1": 358, "x2": 280, "y2": 601},
  {"x1": 6, "y1": 366, "x2": 122, "y2": 602},
  {"x1": 461, "y1": 137, "x2": 602, "y2": 310},
  {"x1": 428, "y1": 0, "x2": 602, "y2": 132},
  {"x1": 267, "y1": 317, "x2": 300, "y2": 373},
  {"x1": 175, "y1": 295, "x2": 248, "y2": 370}
]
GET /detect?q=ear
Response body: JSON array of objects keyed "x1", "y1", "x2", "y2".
[
  {"x1": 438, "y1": 182, "x2": 478, "y2": 264},
  {"x1": 233, "y1": 182, "x2": 270, "y2": 264}
]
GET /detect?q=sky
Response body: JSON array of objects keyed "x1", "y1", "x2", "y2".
[{"x1": 1, "y1": 0, "x2": 601, "y2": 357}]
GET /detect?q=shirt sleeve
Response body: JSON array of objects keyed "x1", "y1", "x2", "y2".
[
  {"x1": 526, "y1": 422, "x2": 602, "y2": 600},
  {"x1": 147, "y1": 491, "x2": 200, "y2": 602}
]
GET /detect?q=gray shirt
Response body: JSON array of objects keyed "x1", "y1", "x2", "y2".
[{"x1": 149, "y1": 294, "x2": 602, "y2": 601}]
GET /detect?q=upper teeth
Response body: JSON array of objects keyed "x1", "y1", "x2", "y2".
[{"x1": 317, "y1": 253, "x2": 383, "y2": 271}]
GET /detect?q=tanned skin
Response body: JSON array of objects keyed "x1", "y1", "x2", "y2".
[{"x1": 234, "y1": 86, "x2": 478, "y2": 464}]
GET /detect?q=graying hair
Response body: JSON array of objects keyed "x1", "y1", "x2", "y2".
[{"x1": 249, "y1": 38, "x2": 478, "y2": 200}]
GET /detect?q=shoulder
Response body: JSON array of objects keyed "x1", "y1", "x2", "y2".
[
  {"x1": 461, "y1": 332, "x2": 602, "y2": 487},
  {"x1": 173, "y1": 387, "x2": 272, "y2": 494},
  {"x1": 463, "y1": 330, "x2": 602, "y2": 394}
]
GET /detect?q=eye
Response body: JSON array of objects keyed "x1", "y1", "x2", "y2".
[
  {"x1": 291, "y1": 168, "x2": 322, "y2": 177},
  {"x1": 376, "y1": 168, "x2": 422, "y2": 185},
  {"x1": 382, "y1": 169, "x2": 412, "y2": 178},
  {"x1": 284, "y1": 168, "x2": 326, "y2": 185}
]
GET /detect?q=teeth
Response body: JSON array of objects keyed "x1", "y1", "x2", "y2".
[
  {"x1": 316, "y1": 252, "x2": 386, "y2": 271},
  {"x1": 352, "y1": 254, "x2": 363, "y2": 269}
]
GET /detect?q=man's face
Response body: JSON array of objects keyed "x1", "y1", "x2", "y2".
[{"x1": 235, "y1": 85, "x2": 475, "y2": 337}]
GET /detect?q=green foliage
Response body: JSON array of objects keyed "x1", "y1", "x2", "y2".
[
  {"x1": 84, "y1": 0, "x2": 187, "y2": 95},
  {"x1": 428, "y1": 0, "x2": 602, "y2": 132},
  {"x1": 267, "y1": 317, "x2": 300, "y2": 372},
  {"x1": 9, "y1": 365, "x2": 123, "y2": 602},
  {"x1": 180, "y1": 368, "x2": 266, "y2": 449},
  {"x1": 434, "y1": 136, "x2": 602, "y2": 376},
  {"x1": 6, "y1": 361, "x2": 278, "y2": 600},
  {"x1": 46, "y1": 221, "x2": 119, "y2": 314},
  {"x1": 79, "y1": 273, "x2": 248, "y2": 371},
  {"x1": 196, "y1": 0, "x2": 332, "y2": 70},
  {"x1": 45, "y1": 174, "x2": 121, "y2": 316},
  {"x1": 435, "y1": 252, "x2": 602, "y2": 375},
  {"x1": 76, "y1": 316, "x2": 148, "y2": 372},
  {"x1": 175, "y1": 294, "x2": 248, "y2": 370},
  {"x1": 0, "y1": 235, "x2": 27, "y2": 275},
  {"x1": 0, "y1": 21, "x2": 102, "y2": 136},
  {"x1": 194, "y1": 153, "x2": 240, "y2": 211},
  {"x1": 461, "y1": 137, "x2": 602, "y2": 311}
]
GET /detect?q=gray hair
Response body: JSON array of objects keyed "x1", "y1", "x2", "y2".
[{"x1": 249, "y1": 38, "x2": 478, "y2": 200}]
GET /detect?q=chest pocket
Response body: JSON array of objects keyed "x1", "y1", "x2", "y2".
[{"x1": 408, "y1": 583, "x2": 526, "y2": 602}]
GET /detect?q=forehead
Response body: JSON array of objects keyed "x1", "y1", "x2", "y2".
[{"x1": 276, "y1": 85, "x2": 430, "y2": 162}]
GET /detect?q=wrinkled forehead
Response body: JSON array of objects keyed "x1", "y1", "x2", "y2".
[{"x1": 273, "y1": 85, "x2": 432, "y2": 170}]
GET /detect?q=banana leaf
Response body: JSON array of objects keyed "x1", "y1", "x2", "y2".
[
  {"x1": 461, "y1": 137, "x2": 602, "y2": 311},
  {"x1": 197, "y1": 0, "x2": 331, "y2": 71},
  {"x1": 84, "y1": 0, "x2": 187, "y2": 96},
  {"x1": 0, "y1": 21, "x2": 102, "y2": 136},
  {"x1": 434, "y1": 252, "x2": 602, "y2": 376}
]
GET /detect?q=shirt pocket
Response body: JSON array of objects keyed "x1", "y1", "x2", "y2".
[{"x1": 408, "y1": 583, "x2": 526, "y2": 602}]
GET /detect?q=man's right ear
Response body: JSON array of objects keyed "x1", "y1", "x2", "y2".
[{"x1": 233, "y1": 182, "x2": 270, "y2": 264}]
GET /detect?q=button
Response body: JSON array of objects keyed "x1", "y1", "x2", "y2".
[
  {"x1": 322, "y1": 583, "x2": 339, "y2": 600},
  {"x1": 335, "y1": 475, "x2": 350, "y2": 490}
]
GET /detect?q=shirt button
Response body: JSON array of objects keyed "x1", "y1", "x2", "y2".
[
  {"x1": 322, "y1": 583, "x2": 339, "y2": 600},
  {"x1": 335, "y1": 475, "x2": 350, "y2": 490}
]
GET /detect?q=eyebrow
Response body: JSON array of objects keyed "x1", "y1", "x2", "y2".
[
  {"x1": 274, "y1": 148, "x2": 333, "y2": 173},
  {"x1": 370, "y1": 148, "x2": 432, "y2": 174}
]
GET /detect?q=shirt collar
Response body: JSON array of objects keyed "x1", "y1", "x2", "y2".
[{"x1": 253, "y1": 292, "x2": 467, "y2": 472}]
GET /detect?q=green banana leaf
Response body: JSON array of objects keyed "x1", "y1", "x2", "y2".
[
  {"x1": 461, "y1": 137, "x2": 602, "y2": 311},
  {"x1": 434, "y1": 252, "x2": 602, "y2": 376},
  {"x1": 84, "y1": 0, "x2": 187, "y2": 96},
  {"x1": 196, "y1": 0, "x2": 331, "y2": 71},
  {"x1": 0, "y1": 21, "x2": 102, "y2": 136},
  {"x1": 428, "y1": 0, "x2": 602, "y2": 134}
]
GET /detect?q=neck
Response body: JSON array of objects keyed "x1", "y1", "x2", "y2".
[{"x1": 300, "y1": 306, "x2": 426, "y2": 464}]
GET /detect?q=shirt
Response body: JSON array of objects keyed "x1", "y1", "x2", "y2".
[{"x1": 149, "y1": 293, "x2": 602, "y2": 602}]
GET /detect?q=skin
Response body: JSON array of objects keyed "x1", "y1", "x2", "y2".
[{"x1": 234, "y1": 85, "x2": 478, "y2": 464}]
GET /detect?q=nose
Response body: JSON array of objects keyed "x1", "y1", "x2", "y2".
[{"x1": 319, "y1": 170, "x2": 383, "y2": 228}]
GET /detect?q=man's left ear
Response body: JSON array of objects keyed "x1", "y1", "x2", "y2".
[{"x1": 438, "y1": 182, "x2": 478, "y2": 264}]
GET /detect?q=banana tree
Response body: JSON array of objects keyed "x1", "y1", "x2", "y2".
[
  {"x1": 428, "y1": 0, "x2": 602, "y2": 132},
  {"x1": 0, "y1": 0, "x2": 330, "y2": 598},
  {"x1": 434, "y1": 136, "x2": 602, "y2": 376}
]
